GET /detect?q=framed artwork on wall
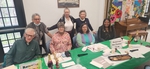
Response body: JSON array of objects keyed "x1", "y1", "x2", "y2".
[
  {"x1": 106, "y1": 0, "x2": 148, "y2": 24},
  {"x1": 57, "y1": 0, "x2": 80, "y2": 8}
]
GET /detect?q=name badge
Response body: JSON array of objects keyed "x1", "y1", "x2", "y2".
[{"x1": 40, "y1": 40, "x2": 42, "y2": 45}]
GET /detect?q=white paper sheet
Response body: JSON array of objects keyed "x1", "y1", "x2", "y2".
[
  {"x1": 65, "y1": 64, "x2": 86, "y2": 69},
  {"x1": 87, "y1": 43, "x2": 109, "y2": 52},
  {"x1": 90, "y1": 60, "x2": 103, "y2": 68},
  {"x1": 3, "y1": 65, "x2": 17, "y2": 69},
  {"x1": 62, "y1": 61, "x2": 75, "y2": 67},
  {"x1": 118, "y1": 45, "x2": 150, "y2": 58}
]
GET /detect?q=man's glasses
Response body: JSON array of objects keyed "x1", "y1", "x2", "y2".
[{"x1": 25, "y1": 33, "x2": 34, "y2": 38}]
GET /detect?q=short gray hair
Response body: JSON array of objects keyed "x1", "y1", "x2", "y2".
[
  {"x1": 32, "y1": 13, "x2": 40, "y2": 19},
  {"x1": 57, "y1": 22, "x2": 65, "y2": 28},
  {"x1": 25, "y1": 28, "x2": 35, "y2": 35}
]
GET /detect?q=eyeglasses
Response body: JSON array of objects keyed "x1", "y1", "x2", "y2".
[
  {"x1": 34, "y1": 19, "x2": 40, "y2": 20},
  {"x1": 25, "y1": 33, "x2": 34, "y2": 38}
]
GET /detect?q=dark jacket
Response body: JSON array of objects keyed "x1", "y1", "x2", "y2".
[
  {"x1": 75, "y1": 18, "x2": 93, "y2": 32},
  {"x1": 97, "y1": 25, "x2": 116, "y2": 42},
  {"x1": 49, "y1": 15, "x2": 76, "y2": 39},
  {"x1": 49, "y1": 15, "x2": 75, "y2": 30}
]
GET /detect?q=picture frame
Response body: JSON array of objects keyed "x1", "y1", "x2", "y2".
[{"x1": 57, "y1": 0, "x2": 80, "y2": 8}]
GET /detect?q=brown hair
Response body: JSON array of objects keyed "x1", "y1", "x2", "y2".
[{"x1": 79, "y1": 23, "x2": 90, "y2": 34}]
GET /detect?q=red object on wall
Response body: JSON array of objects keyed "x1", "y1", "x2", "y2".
[{"x1": 115, "y1": 9, "x2": 122, "y2": 18}]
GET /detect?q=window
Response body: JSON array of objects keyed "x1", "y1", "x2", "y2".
[
  {"x1": 0, "y1": 0, "x2": 18, "y2": 27},
  {"x1": 0, "y1": 0, "x2": 26, "y2": 53}
]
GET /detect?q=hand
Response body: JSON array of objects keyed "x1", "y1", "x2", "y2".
[{"x1": 92, "y1": 31, "x2": 96, "y2": 34}]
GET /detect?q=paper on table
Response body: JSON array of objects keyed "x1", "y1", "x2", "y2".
[
  {"x1": 3, "y1": 65, "x2": 17, "y2": 69},
  {"x1": 129, "y1": 51, "x2": 145, "y2": 58},
  {"x1": 118, "y1": 45, "x2": 149, "y2": 58},
  {"x1": 44, "y1": 55, "x2": 72, "y2": 66},
  {"x1": 87, "y1": 43, "x2": 109, "y2": 52},
  {"x1": 90, "y1": 60, "x2": 103, "y2": 68},
  {"x1": 101, "y1": 53, "x2": 128, "y2": 66},
  {"x1": 19, "y1": 60, "x2": 42, "y2": 69},
  {"x1": 138, "y1": 46, "x2": 150, "y2": 54},
  {"x1": 62, "y1": 61, "x2": 75, "y2": 67},
  {"x1": 65, "y1": 64, "x2": 86, "y2": 69}
]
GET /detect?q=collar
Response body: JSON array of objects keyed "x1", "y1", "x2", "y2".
[
  {"x1": 23, "y1": 37, "x2": 32, "y2": 46},
  {"x1": 80, "y1": 18, "x2": 85, "y2": 21}
]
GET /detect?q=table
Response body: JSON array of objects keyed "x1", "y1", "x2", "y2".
[{"x1": 16, "y1": 36, "x2": 150, "y2": 69}]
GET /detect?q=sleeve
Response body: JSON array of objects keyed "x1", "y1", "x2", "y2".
[
  {"x1": 5, "y1": 41, "x2": 17, "y2": 66},
  {"x1": 87, "y1": 18, "x2": 93, "y2": 31},
  {"x1": 42, "y1": 23, "x2": 49, "y2": 34},
  {"x1": 112, "y1": 25, "x2": 116, "y2": 38},
  {"x1": 97, "y1": 27, "x2": 104, "y2": 42},
  {"x1": 66, "y1": 33, "x2": 72, "y2": 50},
  {"x1": 35, "y1": 41, "x2": 41, "y2": 57},
  {"x1": 75, "y1": 19, "x2": 80, "y2": 32},
  {"x1": 26, "y1": 23, "x2": 32, "y2": 28},
  {"x1": 32, "y1": 41, "x2": 41, "y2": 59},
  {"x1": 76, "y1": 33, "x2": 86, "y2": 47},
  {"x1": 48, "y1": 18, "x2": 62, "y2": 30},
  {"x1": 91, "y1": 33, "x2": 95, "y2": 44},
  {"x1": 50, "y1": 35, "x2": 55, "y2": 53}
]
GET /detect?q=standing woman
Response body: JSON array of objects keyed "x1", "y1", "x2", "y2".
[
  {"x1": 26, "y1": 13, "x2": 52, "y2": 54},
  {"x1": 97, "y1": 18, "x2": 116, "y2": 42},
  {"x1": 76, "y1": 10, "x2": 95, "y2": 34},
  {"x1": 49, "y1": 8, "x2": 76, "y2": 48}
]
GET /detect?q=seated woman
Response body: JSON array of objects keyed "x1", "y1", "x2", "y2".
[
  {"x1": 76, "y1": 23, "x2": 95, "y2": 47},
  {"x1": 97, "y1": 18, "x2": 116, "y2": 42},
  {"x1": 50, "y1": 22, "x2": 72, "y2": 53},
  {"x1": 76, "y1": 10, "x2": 95, "y2": 34}
]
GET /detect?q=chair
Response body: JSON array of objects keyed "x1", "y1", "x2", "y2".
[
  {"x1": 72, "y1": 36, "x2": 78, "y2": 48},
  {"x1": 2, "y1": 56, "x2": 6, "y2": 67},
  {"x1": 128, "y1": 30, "x2": 148, "y2": 41},
  {"x1": 46, "y1": 39, "x2": 51, "y2": 53},
  {"x1": 144, "y1": 65, "x2": 150, "y2": 69}
]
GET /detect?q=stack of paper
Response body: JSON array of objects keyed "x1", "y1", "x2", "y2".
[
  {"x1": 62, "y1": 61, "x2": 75, "y2": 67},
  {"x1": 87, "y1": 43, "x2": 109, "y2": 52},
  {"x1": 90, "y1": 56, "x2": 112, "y2": 68},
  {"x1": 65, "y1": 64, "x2": 86, "y2": 69}
]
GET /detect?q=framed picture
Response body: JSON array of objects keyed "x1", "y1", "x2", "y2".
[{"x1": 57, "y1": 0, "x2": 80, "y2": 8}]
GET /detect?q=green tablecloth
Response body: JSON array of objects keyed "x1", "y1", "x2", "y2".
[{"x1": 16, "y1": 36, "x2": 150, "y2": 69}]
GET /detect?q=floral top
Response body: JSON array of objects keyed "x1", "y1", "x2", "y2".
[{"x1": 50, "y1": 32, "x2": 72, "y2": 53}]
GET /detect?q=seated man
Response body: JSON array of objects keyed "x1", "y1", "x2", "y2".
[{"x1": 5, "y1": 28, "x2": 41, "y2": 67}]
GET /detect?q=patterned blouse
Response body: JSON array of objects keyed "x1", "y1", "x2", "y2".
[{"x1": 50, "y1": 32, "x2": 72, "y2": 53}]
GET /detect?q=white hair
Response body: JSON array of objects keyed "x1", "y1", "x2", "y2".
[
  {"x1": 32, "y1": 13, "x2": 40, "y2": 19},
  {"x1": 25, "y1": 28, "x2": 35, "y2": 35}
]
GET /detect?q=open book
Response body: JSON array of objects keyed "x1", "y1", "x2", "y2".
[{"x1": 90, "y1": 56, "x2": 112, "y2": 68}]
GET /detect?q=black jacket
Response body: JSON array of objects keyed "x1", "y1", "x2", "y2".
[{"x1": 97, "y1": 25, "x2": 116, "y2": 42}]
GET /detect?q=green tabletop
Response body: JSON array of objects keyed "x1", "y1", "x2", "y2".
[{"x1": 16, "y1": 36, "x2": 150, "y2": 69}]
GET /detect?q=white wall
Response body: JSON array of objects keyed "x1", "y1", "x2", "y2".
[{"x1": 23, "y1": 0, "x2": 105, "y2": 41}]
